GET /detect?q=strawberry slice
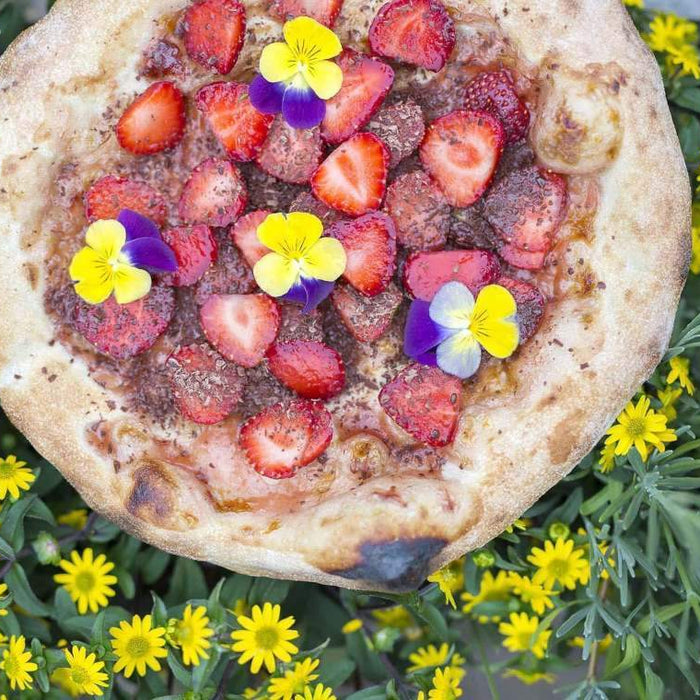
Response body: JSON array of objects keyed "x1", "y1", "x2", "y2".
[
  {"x1": 267, "y1": 340, "x2": 345, "y2": 399},
  {"x1": 178, "y1": 157, "x2": 247, "y2": 226},
  {"x1": 420, "y1": 109, "x2": 505, "y2": 207},
  {"x1": 256, "y1": 117, "x2": 324, "y2": 185},
  {"x1": 498, "y1": 243, "x2": 548, "y2": 271},
  {"x1": 73, "y1": 286, "x2": 175, "y2": 359},
  {"x1": 464, "y1": 70, "x2": 531, "y2": 145},
  {"x1": 497, "y1": 277, "x2": 546, "y2": 342},
  {"x1": 482, "y1": 166, "x2": 569, "y2": 252},
  {"x1": 84, "y1": 176, "x2": 167, "y2": 225},
  {"x1": 200, "y1": 293, "x2": 280, "y2": 367},
  {"x1": 278, "y1": 304, "x2": 324, "y2": 343},
  {"x1": 290, "y1": 191, "x2": 343, "y2": 226},
  {"x1": 403, "y1": 250, "x2": 501, "y2": 301},
  {"x1": 379, "y1": 364, "x2": 461, "y2": 447},
  {"x1": 321, "y1": 49, "x2": 394, "y2": 145},
  {"x1": 194, "y1": 235, "x2": 256, "y2": 304},
  {"x1": 116, "y1": 81, "x2": 186, "y2": 156},
  {"x1": 327, "y1": 212, "x2": 396, "y2": 296},
  {"x1": 231, "y1": 210, "x2": 270, "y2": 268},
  {"x1": 367, "y1": 99, "x2": 425, "y2": 169},
  {"x1": 384, "y1": 170, "x2": 449, "y2": 250},
  {"x1": 369, "y1": 0, "x2": 456, "y2": 72},
  {"x1": 161, "y1": 225, "x2": 218, "y2": 287},
  {"x1": 167, "y1": 343, "x2": 246, "y2": 424},
  {"x1": 268, "y1": 0, "x2": 344, "y2": 27},
  {"x1": 311, "y1": 133, "x2": 389, "y2": 217},
  {"x1": 450, "y1": 206, "x2": 500, "y2": 250},
  {"x1": 196, "y1": 82, "x2": 274, "y2": 161},
  {"x1": 331, "y1": 282, "x2": 402, "y2": 343},
  {"x1": 184, "y1": 0, "x2": 246, "y2": 75}
]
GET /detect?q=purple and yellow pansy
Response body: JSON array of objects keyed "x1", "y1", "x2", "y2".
[
  {"x1": 404, "y1": 282, "x2": 520, "y2": 379},
  {"x1": 69, "y1": 210, "x2": 177, "y2": 305},
  {"x1": 249, "y1": 16, "x2": 343, "y2": 129},
  {"x1": 253, "y1": 211, "x2": 346, "y2": 312}
]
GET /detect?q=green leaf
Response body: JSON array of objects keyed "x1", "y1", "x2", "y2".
[
  {"x1": 192, "y1": 646, "x2": 222, "y2": 691},
  {"x1": 674, "y1": 87, "x2": 700, "y2": 114},
  {"x1": 407, "y1": 599, "x2": 448, "y2": 640},
  {"x1": 317, "y1": 649, "x2": 356, "y2": 687},
  {"x1": 675, "y1": 112, "x2": 700, "y2": 162},
  {"x1": 221, "y1": 574, "x2": 254, "y2": 608},
  {"x1": 608, "y1": 635, "x2": 642, "y2": 677},
  {"x1": 643, "y1": 661, "x2": 665, "y2": 700},
  {"x1": 0, "y1": 494, "x2": 38, "y2": 550},
  {"x1": 0, "y1": 533, "x2": 15, "y2": 559},
  {"x1": 345, "y1": 685, "x2": 387, "y2": 700},
  {"x1": 138, "y1": 547, "x2": 171, "y2": 586},
  {"x1": 165, "y1": 559, "x2": 208, "y2": 604},
  {"x1": 5, "y1": 563, "x2": 50, "y2": 616},
  {"x1": 167, "y1": 650, "x2": 194, "y2": 689},
  {"x1": 247, "y1": 577, "x2": 291, "y2": 606},
  {"x1": 114, "y1": 566, "x2": 136, "y2": 599},
  {"x1": 151, "y1": 593, "x2": 169, "y2": 627}
]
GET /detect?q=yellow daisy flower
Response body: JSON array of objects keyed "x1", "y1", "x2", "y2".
[
  {"x1": 690, "y1": 219, "x2": 700, "y2": 275},
  {"x1": 0, "y1": 635, "x2": 38, "y2": 691},
  {"x1": 427, "y1": 558, "x2": 464, "y2": 609},
  {"x1": 658, "y1": 386, "x2": 683, "y2": 422},
  {"x1": 243, "y1": 688, "x2": 260, "y2": 699},
  {"x1": 294, "y1": 683, "x2": 336, "y2": 700},
  {"x1": 646, "y1": 14, "x2": 697, "y2": 54},
  {"x1": 51, "y1": 667, "x2": 83, "y2": 698},
  {"x1": 0, "y1": 583, "x2": 9, "y2": 617},
  {"x1": 270, "y1": 658, "x2": 320, "y2": 700},
  {"x1": 0, "y1": 633, "x2": 8, "y2": 647},
  {"x1": 54, "y1": 548, "x2": 118, "y2": 615},
  {"x1": 0, "y1": 455, "x2": 35, "y2": 500},
  {"x1": 528, "y1": 538, "x2": 589, "y2": 590},
  {"x1": 667, "y1": 356, "x2": 695, "y2": 395},
  {"x1": 110, "y1": 614, "x2": 168, "y2": 678},
  {"x1": 498, "y1": 612, "x2": 551, "y2": 659},
  {"x1": 231, "y1": 602, "x2": 300, "y2": 674},
  {"x1": 341, "y1": 619, "x2": 363, "y2": 634},
  {"x1": 667, "y1": 43, "x2": 700, "y2": 79},
  {"x1": 408, "y1": 643, "x2": 451, "y2": 672},
  {"x1": 461, "y1": 570, "x2": 514, "y2": 621},
  {"x1": 371, "y1": 606, "x2": 422, "y2": 639},
  {"x1": 598, "y1": 441, "x2": 617, "y2": 473},
  {"x1": 604, "y1": 395, "x2": 676, "y2": 462},
  {"x1": 428, "y1": 667, "x2": 463, "y2": 700},
  {"x1": 504, "y1": 518, "x2": 530, "y2": 534},
  {"x1": 507, "y1": 573, "x2": 557, "y2": 615},
  {"x1": 58, "y1": 509, "x2": 89, "y2": 530},
  {"x1": 503, "y1": 668, "x2": 555, "y2": 685},
  {"x1": 169, "y1": 604, "x2": 214, "y2": 667},
  {"x1": 60, "y1": 645, "x2": 109, "y2": 696}
]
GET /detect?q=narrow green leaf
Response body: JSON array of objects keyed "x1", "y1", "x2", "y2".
[{"x1": 5, "y1": 563, "x2": 50, "y2": 616}]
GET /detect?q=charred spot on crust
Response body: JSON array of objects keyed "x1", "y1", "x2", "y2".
[{"x1": 330, "y1": 537, "x2": 446, "y2": 591}]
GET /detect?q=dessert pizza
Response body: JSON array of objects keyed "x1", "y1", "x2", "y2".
[{"x1": 0, "y1": 0, "x2": 691, "y2": 591}]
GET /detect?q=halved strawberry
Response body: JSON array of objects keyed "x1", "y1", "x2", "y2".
[
  {"x1": 379, "y1": 364, "x2": 461, "y2": 447},
  {"x1": 231, "y1": 210, "x2": 270, "y2": 268},
  {"x1": 256, "y1": 117, "x2": 324, "y2": 184},
  {"x1": 200, "y1": 293, "x2": 280, "y2": 367},
  {"x1": 384, "y1": 170, "x2": 449, "y2": 250},
  {"x1": 178, "y1": 157, "x2": 247, "y2": 226},
  {"x1": 268, "y1": 0, "x2": 344, "y2": 27},
  {"x1": 327, "y1": 212, "x2": 396, "y2": 296},
  {"x1": 278, "y1": 304, "x2": 324, "y2": 343},
  {"x1": 196, "y1": 82, "x2": 274, "y2": 161},
  {"x1": 167, "y1": 343, "x2": 245, "y2": 424},
  {"x1": 367, "y1": 98, "x2": 425, "y2": 169},
  {"x1": 311, "y1": 133, "x2": 389, "y2": 216},
  {"x1": 482, "y1": 166, "x2": 569, "y2": 252},
  {"x1": 290, "y1": 191, "x2": 343, "y2": 226},
  {"x1": 162, "y1": 225, "x2": 218, "y2": 287},
  {"x1": 184, "y1": 0, "x2": 246, "y2": 75},
  {"x1": 84, "y1": 176, "x2": 167, "y2": 225},
  {"x1": 321, "y1": 49, "x2": 394, "y2": 145},
  {"x1": 403, "y1": 250, "x2": 501, "y2": 301},
  {"x1": 420, "y1": 109, "x2": 505, "y2": 207},
  {"x1": 194, "y1": 235, "x2": 256, "y2": 304},
  {"x1": 73, "y1": 286, "x2": 175, "y2": 359},
  {"x1": 239, "y1": 399, "x2": 333, "y2": 478},
  {"x1": 464, "y1": 70, "x2": 530, "y2": 145},
  {"x1": 450, "y1": 206, "x2": 499, "y2": 250},
  {"x1": 331, "y1": 282, "x2": 402, "y2": 343},
  {"x1": 267, "y1": 340, "x2": 345, "y2": 399},
  {"x1": 368, "y1": 0, "x2": 456, "y2": 72},
  {"x1": 497, "y1": 277, "x2": 546, "y2": 342},
  {"x1": 116, "y1": 81, "x2": 186, "y2": 156},
  {"x1": 498, "y1": 243, "x2": 547, "y2": 271}
]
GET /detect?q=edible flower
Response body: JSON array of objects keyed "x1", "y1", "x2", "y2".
[
  {"x1": 404, "y1": 282, "x2": 519, "y2": 379},
  {"x1": 69, "y1": 210, "x2": 176, "y2": 305},
  {"x1": 253, "y1": 212, "x2": 346, "y2": 312},
  {"x1": 249, "y1": 16, "x2": 343, "y2": 128}
]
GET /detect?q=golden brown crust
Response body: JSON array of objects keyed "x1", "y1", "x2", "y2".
[{"x1": 0, "y1": 0, "x2": 691, "y2": 590}]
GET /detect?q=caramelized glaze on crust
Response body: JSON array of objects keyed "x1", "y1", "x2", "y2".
[{"x1": 0, "y1": 0, "x2": 690, "y2": 590}]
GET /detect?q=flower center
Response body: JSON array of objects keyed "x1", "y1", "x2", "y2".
[
  {"x1": 178, "y1": 624, "x2": 193, "y2": 645},
  {"x1": 75, "y1": 570, "x2": 96, "y2": 593},
  {"x1": 126, "y1": 636, "x2": 151, "y2": 659},
  {"x1": 3, "y1": 655, "x2": 19, "y2": 677},
  {"x1": 626, "y1": 417, "x2": 647, "y2": 438},
  {"x1": 0, "y1": 462, "x2": 15, "y2": 478},
  {"x1": 71, "y1": 666, "x2": 90, "y2": 686},
  {"x1": 549, "y1": 559, "x2": 570, "y2": 578},
  {"x1": 255, "y1": 626, "x2": 280, "y2": 650}
]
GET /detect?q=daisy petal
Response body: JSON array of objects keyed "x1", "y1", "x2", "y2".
[
  {"x1": 249, "y1": 75, "x2": 285, "y2": 114},
  {"x1": 85, "y1": 219, "x2": 127, "y2": 260},
  {"x1": 112, "y1": 264, "x2": 152, "y2": 304},
  {"x1": 118, "y1": 209, "x2": 160, "y2": 241},
  {"x1": 260, "y1": 41, "x2": 297, "y2": 83},
  {"x1": 122, "y1": 237, "x2": 178, "y2": 272},
  {"x1": 300, "y1": 237, "x2": 346, "y2": 281},
  {"x1": 283, "y1": 17, "x2": 342, "y2": 60},
  {"x1": 430, "y1": 282, "x2": 476, "y2": 329},
  {"x1": 437, "y1": 331, "x2": 482, "y2": 379},
  {"x1": 254, "y1": 252, "x2": 298, "y2": 297},
  {"x1": 304, "y1": 59, "x2": 343, "y2": 100},
  {"x1": 282, "y1": 86, "x2": 326, "y2": 129}
]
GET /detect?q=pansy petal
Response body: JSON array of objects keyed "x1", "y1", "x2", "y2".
[
  {"x1": 260, "y1": 42, "x2": 297, "y2": 83},
  {"x1": 404, "y1": 300, "x2": 453, "y2": 358},
  {"x1": 249, "y1": 75, "x2": 285, "y2": 114},
  {"x1": 474, "y1": 284, "x2": 517, "y2": 321},
  {"x1": 282, "y1": 280, "x2": 309, "y2": 305},
  {"x1": 118, "y1": 209, "x2": 160, "y2": 241},
  {"x1": 304, "y1": 59, "x2": 343, "y2": 100},
  {"x1": 113, "y1": 264, "x2": 152, "y2": 304},
  {"x1": 429, "y1": 281, "x2": 476, "y2": 330},
  {"x1": 473, "y1": 318, "x2": 520, "y2": 359},
  {"x1": 74, "y1": 278, "x2": 113, "y2": 305},
  {"x1": 282, "y1": 86, "x2": 326, "y2": 129},
  {"x1": 253, "y1": 252, "x2": 299, "y2": 297},
  {"x1": 256, "y1": 213, "x2": 291, "y2": 255},
  {"x1": 122, "y1": 237, "x2": 178, "y2": 272},
  {"x1": 437, "y1": 331, "x2": 482, "y2": 379},
  {"x1": 85, "y1": 219, "x2": 126, "y2": 260},
  {"x1": 414, "y1": 350, "x2": 439, "y2": 367},
  {"x1": 69, "y1": 246, "x2": 107, "y2": 282},
  {"x1": 300, "y1": 237, "x2": 346, "y2": 281},
  {"x1": 286, "y1": 212, "x2": 325, "y2": 254},
  {"x1": 298, "y1": 277, "x2": 335, "y2": 312},
  {"x1": 283, "y1": 17, "x2": 342, "y2": 61}
]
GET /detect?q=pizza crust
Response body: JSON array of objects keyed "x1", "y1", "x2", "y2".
[{"x1": 0, "y1": 0, "x2": 690, "y2": 590}]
